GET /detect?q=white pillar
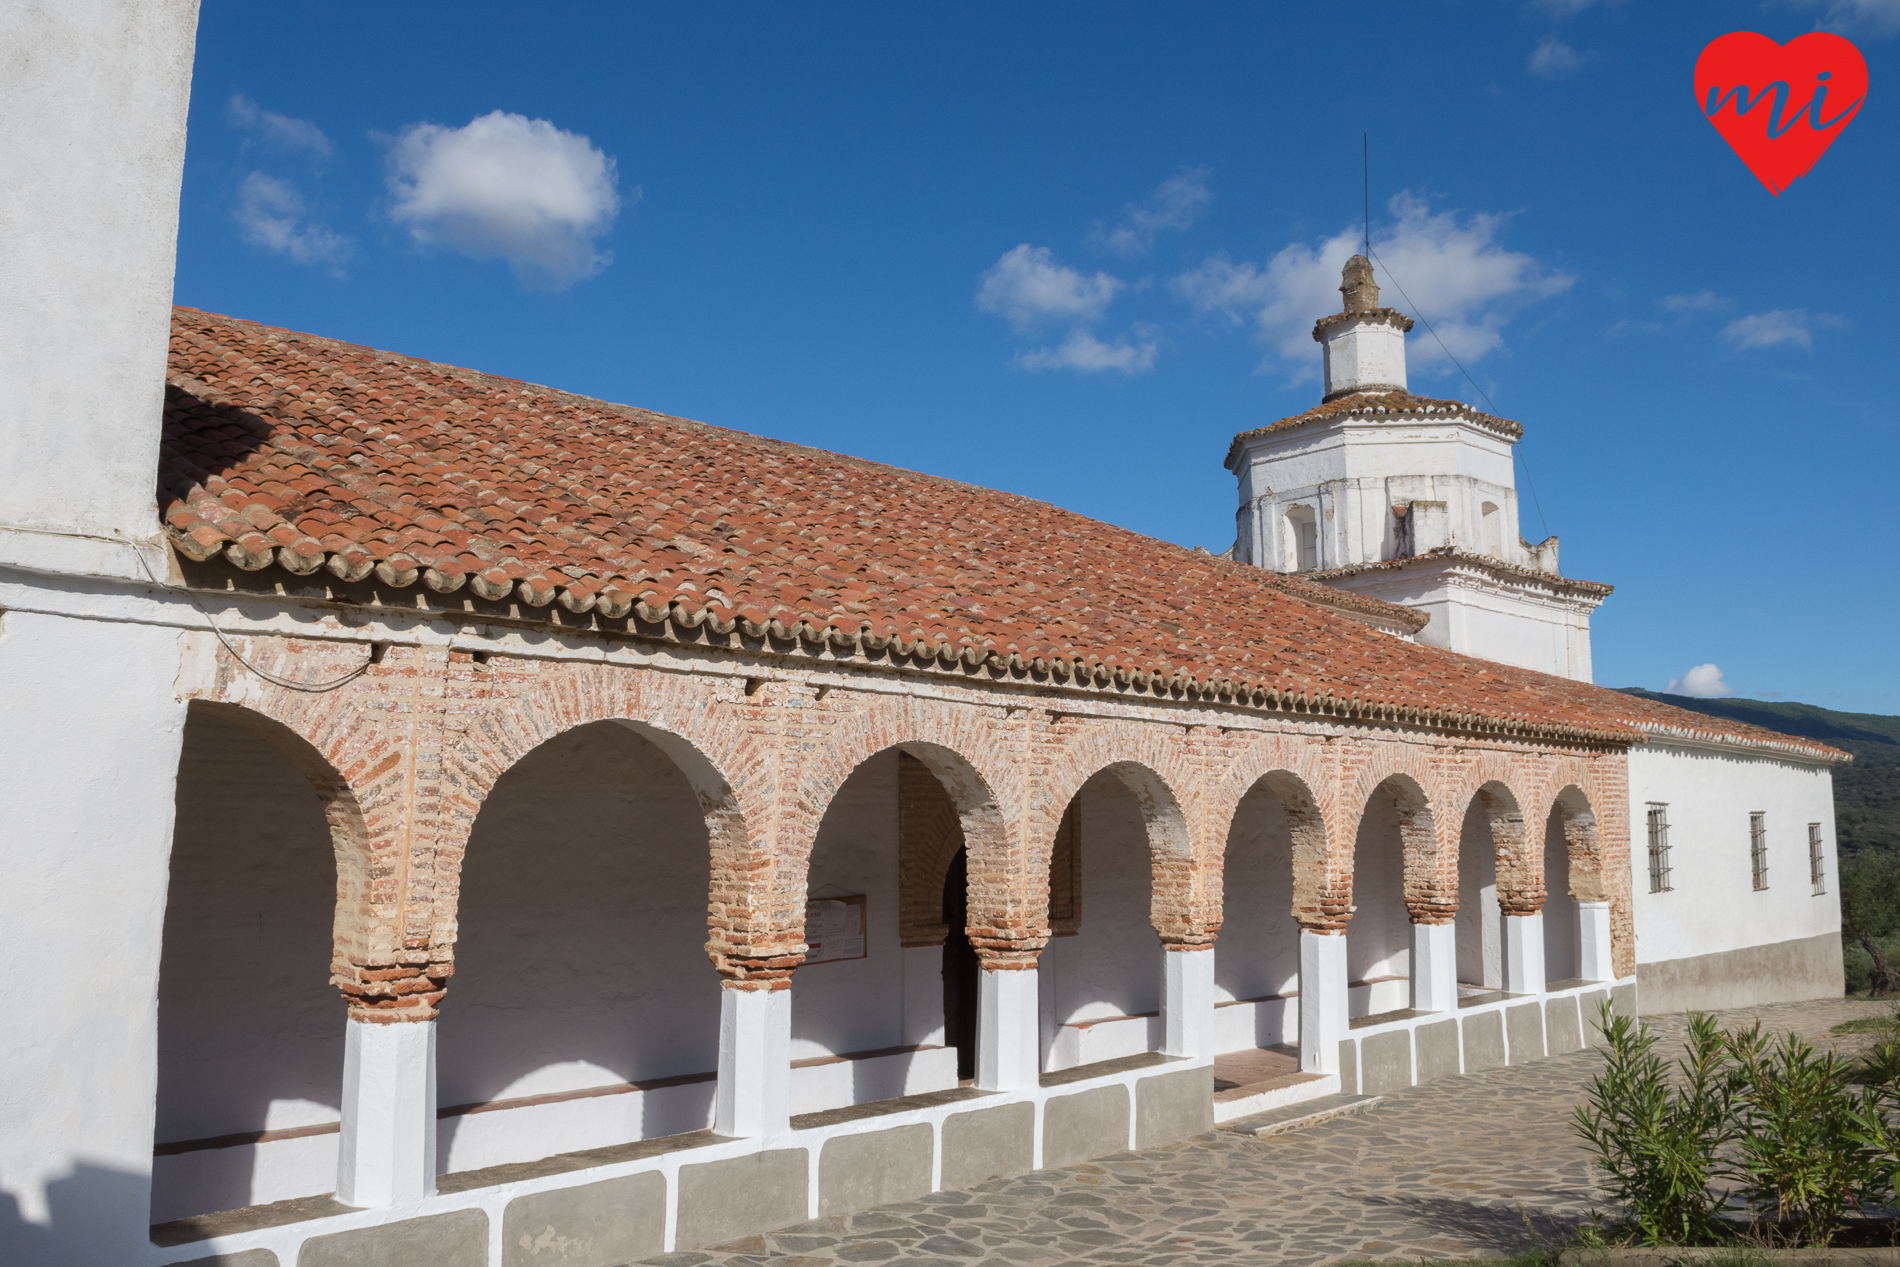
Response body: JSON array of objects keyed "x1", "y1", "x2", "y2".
[
  {"x1": 1503, "y1": 912, "x2": 1546, "y2": 994},
  {"x1": 1298, "y1": 930, "x2": 1347, "y2": 1075},
  {"x1": 1161, "y1": 948, "x2": 1215, "y2": 1060},
  {"x1": 335, "y1": 1018, "x2": 437, "y2": 1208},
  {"x1": 976, "y1": 966, "x2": 1040, "y2": 1090},
  {"x1": 1578, "y1": 901, "x2": 1615, "y2": 982},
  {"x1": 901, "y1": 945, "x2": 947, "y2": 1047},
  {"x1": 715, "y1": 984, "x2": 791, "y2": 1138},
  {"x1": 1411, "y1": 922, "x2": 1458, "y2": 1012}
]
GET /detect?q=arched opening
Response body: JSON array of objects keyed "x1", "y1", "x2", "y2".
[
  {"x1": 1456, "y1": 796, "x2": 1503, "y2": 993},
  {"x1": 1545, "y1": 787, "x2": 1602, "y2": 984},
  {"x1": 1351, "y1": 776, "x2": 1432, "y2": 1018},
  {"x1": 436, "y1": 719, "x2": 722, "y2": 1174},
  {"x1": 1038, "y1": 762, "x2": 1187, "y2": 1071},
  {"x1": 1481, "y1": 501, "x2": 1502, "y2": 556},
  {"x1": 1212, "y1": 771, "x2": 1320, "y2": 1098},
  {"x1": 1285, "y1": 504, "x2": 1319, "y2": 571},
  {"x1": 153, "y1": 703, "x2": 348, "y2": 1222}
]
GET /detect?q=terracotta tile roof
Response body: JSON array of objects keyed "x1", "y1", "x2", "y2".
[
  {"x1": 156, "y1": 307, "x2": 1837, "y2": 756},
  {"x1": 1308, "y1": 547, "x2": 1616, "y2": 600},
  {"x1": 1224, "y1": 391, "x2": 1523, "y2": 469}
]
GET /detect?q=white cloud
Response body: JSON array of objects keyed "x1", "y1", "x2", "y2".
[
  {"x1": 1170, "y1": 191, "x2": 1572, "y2": 381},
  {"x1": 1659, "y1": 290, "x2": 1729, "y2": 313},
  {"x1": 975, "y1": 244, "x2": 1123, "y2": 329},
  {"x1": 226, "y1": 94, "x2": 331, "y2": 158},
  {"x1": 1721, "y1": 308, "x2": 1845, "y2": 350},
  {"x1": 233, "y1": 172, "x2": 351, "y2": 269},
  {"x1": 1088, "y1": 168, "x2": 1213, "y2": 257},
  {"x1": 1016, "y1": 329, "x2": 1158, "y2": 375},
  {"x1": 1786, "y1": 0, "x2": 1900, "y2": 37},
  {"x1": 1528, "y1": 36, "x2": 1587, "y2": 79},
  {"x1": 385, "y1": 111, "x2": 624, "y2": 289},
  {"x1": 1666, "y1": 664, "x2": 1736, "y2": 698}
]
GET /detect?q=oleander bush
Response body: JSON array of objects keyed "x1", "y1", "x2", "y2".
[{"x1": 1574, "y1": 1003, "x2": 1900, "y2": 1248}]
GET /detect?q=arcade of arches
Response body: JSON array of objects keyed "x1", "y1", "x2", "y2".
[{"x1": 150, "y1": 637, "x2": 1630, "y2": 1224}]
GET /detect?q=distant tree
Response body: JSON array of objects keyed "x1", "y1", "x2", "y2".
[{"x1": 1842, "y1": 851, "x2": 1900, "y2": 996}]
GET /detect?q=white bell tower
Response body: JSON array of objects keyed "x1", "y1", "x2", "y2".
[{"x1": 1225, "y1": 256, "x2": 1610, "y2": 682}]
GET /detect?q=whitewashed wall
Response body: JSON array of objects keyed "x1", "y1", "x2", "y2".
[
  {"x1": 0, "y1": 611, "x2": 190, "y2": 1263},
  {"x1": 152, "y1": 708, "x2": 342, "y2": 1220},
  {"x1": 1213, "y1": 784, "x2": 1300, "y2": 1052},
  {"x1": 1348, "y1": 794, "x2": 1411, "y2": 1016},
  {"x1": 1039, "y1": 775, "x2": 1164, "y2": 1069},
  {"x1": 1629, "y1": 740, "x2": 1843, "y2": 1012}
]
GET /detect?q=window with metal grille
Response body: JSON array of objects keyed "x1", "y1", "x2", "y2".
[
  {"x1": 1809, "y1": 822, "x2": 1826, "y2": 895},
  {"x1": 1750, "y1": 812, "x2": 1769, "y2": 890},
  {"x1": 1646, "y1": 803, "x2": 1672, "y2": 893}
]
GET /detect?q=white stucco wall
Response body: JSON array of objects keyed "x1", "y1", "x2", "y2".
[
  {"x1": 151, "y1": 707, "x2": 343, "y2": 1220},
  {"x1": 0, "y1": 1, "x2": 199, "y2": 557},
  {"x1": 1327, "y1": 562, "x2": 1598, "y2": 682},
  {"x1": 1348, "y1": 794, "x2": 1411, "y2": 1016},
  {"x1": 0, "y1": 610, "x2": 189, "y2": 1264},
  {"x1": 438, "y1": 720, "x2": 723, "y2": 1170},
  {"x1": 1213, "y1": 783, "x2": 1300, "y2": 1051},
  {"x1": 1039, "y1": 775, "x2": 1164, "y2": 1068},
  {"x1": 1630, "y1": 741, "x2": 1842, "y2": 968}
]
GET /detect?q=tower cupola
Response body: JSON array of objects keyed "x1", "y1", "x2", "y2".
[{"x1": 1312, "y1": 254, "x2": 1415, "y2": 401}]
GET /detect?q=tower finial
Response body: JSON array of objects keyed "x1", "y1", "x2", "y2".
[{"x1": 1340, "y1": 255, "x2": 1379, "y2": 313}]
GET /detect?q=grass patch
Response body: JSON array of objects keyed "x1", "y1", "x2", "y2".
[{"x1": 1833, "y1": 1015, "x2": 1895, "y2": 1035}]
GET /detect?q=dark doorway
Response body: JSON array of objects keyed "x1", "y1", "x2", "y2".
[{"x1": 941, "y1": 847, "x2": 980, "y2": 1079}]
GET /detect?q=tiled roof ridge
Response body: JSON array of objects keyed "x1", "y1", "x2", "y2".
[
  {"x1": 1224, "y1": 390, "x2": 1524, "y2": 468},
  {"x1": 156, "y1": 305, "x2": 1819, "y2": 754},
  {"x1": 1305, "y1": 547, "x2": 1616, "y2": 598}
]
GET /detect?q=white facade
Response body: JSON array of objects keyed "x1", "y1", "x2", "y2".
[
  {"x1": 1628, "y1": 735, "x2": 1844, "y2": 1014},
  {"x1": 1227, "y1": 257, "x2": 1606, "y2": 682}
]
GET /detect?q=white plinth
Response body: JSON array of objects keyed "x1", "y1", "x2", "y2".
[
  {"x1": 336, "y1": 1017, "x2": 437, "y2": 1207},
  {"x1": 715, "y1": 985, "x2": 791, "y2": 1137},
  {"x1": 1503, "y1": 912, "x2": 1546, "y2": 994},
  {"x1": 1161, "y1": 947, "x2": 1215, "y2": 1060},
  {"x1": 1299, "y1": 930, "x2": 1347, "y2": 1075},
  {"x1": 1578, "y1": 901, "x2": 1614, "y2": 982},
  {"x1": 1411, "y1": 922, "x2": 1458, "y2": 1012},
  {"x1": 976, "y1": 967, "x2": 1040, "y2": 1091}
]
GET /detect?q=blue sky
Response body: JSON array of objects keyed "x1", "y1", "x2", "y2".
[{"x1": 176, "y1": 1, "x2": 1899, "y2": 712}]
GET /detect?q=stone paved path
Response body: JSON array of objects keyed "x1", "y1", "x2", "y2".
[{"x1": 642, "y1": 998, "x2": 1890, "y2": 1267}]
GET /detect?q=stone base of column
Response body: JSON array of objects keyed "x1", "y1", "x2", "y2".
[
  {"x1": 976, "y1": 966, "x2": 1039, "y2": 1091},
  {"x1": 1503, "y1": 912, "x2": 1546, "y2": 994},
  {"x1": 901, "y1": 944, "x2": 947, "y2": 1047},
  {"x1": 1578, "y1": 901, "x2": 1615, "y2": 982},
  {"x1": 1299, "y1": 930, "x2": 1346, "y2": 1075},
  {"x1": 715, "y1": 984, "x2": 791, "y2": 1138},
  {"x1": 1411, "y1": 921, "x2": 1458, "y2": 1012},
  {"x1": 336, "y1": 1017, "x2": 437, "y2": 1208},
  {"x1": 1161, "y1": 946, "x2": 1214, "y2": 1060}
]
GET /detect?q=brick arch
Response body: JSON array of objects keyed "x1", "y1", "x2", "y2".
[
  {"x1": 189, "y1": 640, "x2": 444, "y2": 1022},
  {"x1": 1208, "y1": 734, "x2": 1340, "y2": 933},
  {"x1": 1037, "y1": 723, "x2": 1210, "y2": 948},
  {"x1": 1543, "y1": 784, "x2": 1605, "y2": 904},
  {"x1": 785, "y1": 696, "x2": 1033, "y2": 966},
  {"x1": 1359, "y1": 771, "x2": 1445, "y2": 925},
  {"x1": 1435, "y1": 751, "x2": 1537, "y2": 921},
  {"x1": 439, "y1": 663, "x2": 783, "y2": 986},
  {"x1": 1468, "y1": 779, "x2": 1542, "y2": 915}
]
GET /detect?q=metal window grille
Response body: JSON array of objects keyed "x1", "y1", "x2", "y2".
[
  {"x1": 1646, "y1": 804, "x2": 1672, "y2": 893},
  {"x1": 1809, "y1": 823, "x2": 1826, "y2": 895},
  {"x1": 1750, "y1": 812, "x2": 1769, "y2": 891}
]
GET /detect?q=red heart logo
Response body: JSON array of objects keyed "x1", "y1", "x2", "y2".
[{"x1": 1695, "y1": 31, "x2": 1867, "y2": 195}]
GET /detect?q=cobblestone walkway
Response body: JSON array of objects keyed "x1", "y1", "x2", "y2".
[{"x1": 644, "y1": 998, "x2": 1888, "y2": 1267}]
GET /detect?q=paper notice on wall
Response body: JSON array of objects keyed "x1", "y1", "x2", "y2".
[{"x1": 804, "y1": 895, "x2": 867, "y2": 963}]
